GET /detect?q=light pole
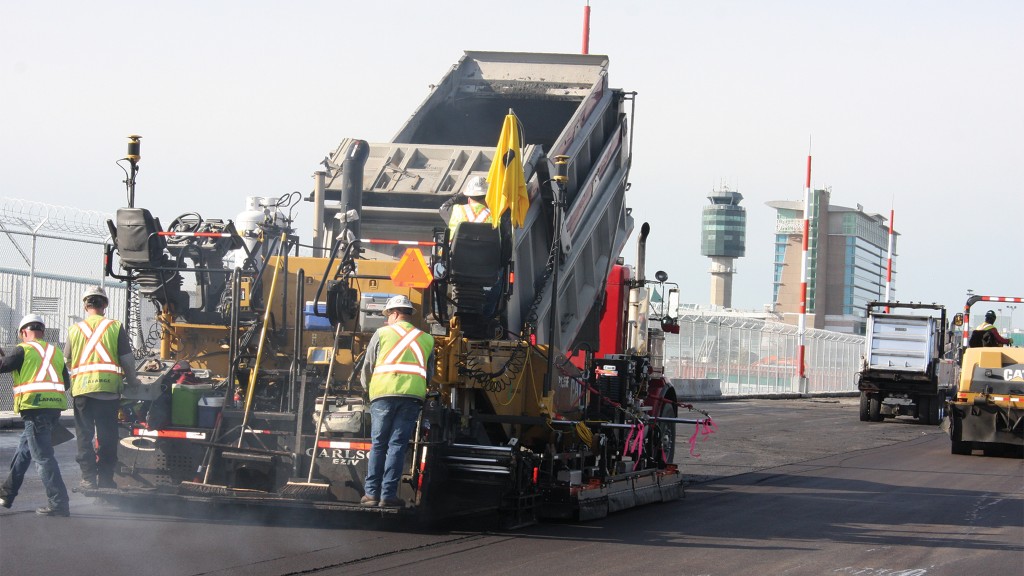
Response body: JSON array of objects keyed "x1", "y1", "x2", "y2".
[{"x1": 1007, "y1": 305, "x2": 1017, "y2": 334}]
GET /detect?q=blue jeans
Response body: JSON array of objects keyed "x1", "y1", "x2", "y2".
[
  {"x1": 364, "y1": 397, "x2": 421, "y2": 501},
  {"x1": 0, "y1": 409, "x2": 69, "y2": 510}
]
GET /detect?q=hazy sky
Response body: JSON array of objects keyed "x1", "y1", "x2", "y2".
[{"x1": 3, "y1": 1, "x2": 1022, "y2": 322}]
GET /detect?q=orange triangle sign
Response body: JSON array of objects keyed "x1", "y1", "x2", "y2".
[{"x1": 391, "y1": 248, "x2": 433, "y2": 288}]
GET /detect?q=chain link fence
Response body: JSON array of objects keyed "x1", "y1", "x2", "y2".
[
  {"x1": 1, "y1": 197, "x2": 867, "y2": 410},
  {"x1": 0, "y1": 198, "x2": 127, "y2": 412},
  {"x1": 665, "y1": 312, "x2": 864, "y2": 396}
]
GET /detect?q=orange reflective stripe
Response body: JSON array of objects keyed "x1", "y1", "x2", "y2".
[
  {"x1": 26, "y1": 341, "x2": 59, "y2": 382},
  {"x1": 385, "y1": 324, "x2": 426, "y2": 365},
  {"x1": 373, "y1": 363, "x2": 428, "y2": 378},
  {"x1": 77, "y1": 318, "x2": 115, "y2": 365},
  {"x1": 462, "y1": 204, "x2": 490, "y2": 223},
  {"x1": 373, "y1": 324, "x2": 428, "y2": 378},
  {"x1": 69, "y1": 364, "x2": 122, "y2": 376},
  {"x1": 13, "y1": 382, "x2": 65, "y2": 395}
]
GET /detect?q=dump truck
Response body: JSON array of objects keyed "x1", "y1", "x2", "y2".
[
  {"x1": 90, "y1": 51, "x2": 711, "y2": 526},
  {"x1": 947, "y1": 295, "x2": 1024, "y2": 456},
  {"x1": 856, "y1": 302, "x2": 959, "y2": 424}
]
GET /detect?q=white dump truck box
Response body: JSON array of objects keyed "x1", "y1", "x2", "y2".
[{"x1": 865, "y1": 314, "x2": 937, "y2": 373}]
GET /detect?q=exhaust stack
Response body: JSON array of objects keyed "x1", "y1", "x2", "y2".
[
  {"x1": 337, "y1": 139, "x2": 369, "y2": 241},
  {"x1": 628, "y1": 223, "x2": 651, "y2": 355}
]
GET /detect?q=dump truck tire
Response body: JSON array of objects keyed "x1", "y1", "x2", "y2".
[
  {"x1": 859, "y1": 392, "x2": 870, "y2": 422},
  {"x1": 917, "y1": 395, "x2": 932, "y2": 425},
  {"x1": 869, "y1": 395, "x2": 883, "y2": 422}
]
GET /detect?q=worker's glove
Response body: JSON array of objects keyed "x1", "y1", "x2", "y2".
[{"x1": 440, "y1": 194, "x2": 460, "y2": 209}]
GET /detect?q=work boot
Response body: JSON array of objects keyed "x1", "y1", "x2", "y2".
[
  {"x1": 0, "y1": 497, "x2": 11, "y2": 509},
  {"x1": 360, "y1": 495, "x2": 379, "y2": 507},
  {"x1": 36, "y1": 505, "x2": 70, "y2": 517},
  {"x1": 379, "y1": 497, "x2": 404, "y2": 508},
  {"x1": 98, "y1": 477, "x2": 117, "y2": 489},
  {"x1": 79, "y1": 478, "x2": 97, "y2": 490}
]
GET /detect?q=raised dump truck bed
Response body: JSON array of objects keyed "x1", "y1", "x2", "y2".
[{"x1": 312, "y1": 51, "x2": 633, "y2": 349}]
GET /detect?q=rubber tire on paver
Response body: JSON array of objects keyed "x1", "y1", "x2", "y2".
[
  {"x1": 950, "y1": 413, "x2": 972, "y2": 455},
  {"x1": 658, "y1": 401, "x2": 677, "y2": 464},
  {"x1": 869, "y1": 395, "x2": 883, "y2": 422},
  {"x1": 859, "y1": 392, "x2": 870, "y2": 422}
]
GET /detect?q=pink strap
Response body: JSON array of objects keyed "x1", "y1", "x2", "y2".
[{"x1": 688, "y1": 417, "x2": 718, "y2": 458}]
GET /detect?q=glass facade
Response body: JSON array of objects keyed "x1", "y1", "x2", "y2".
[
  {"x1": 838, "y1": 221, "x2": 888, "y2": 316},
  {"x1": 701, "y1": 189, "x2": 746, "y2": 258},
  {"x1": 769, "y1": 192, "x2": 893, "y2": 331}
]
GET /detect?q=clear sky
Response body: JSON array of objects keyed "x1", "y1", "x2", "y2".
[{"x1": 2, "y1": 1, "x2": 1022, "y2": 324}]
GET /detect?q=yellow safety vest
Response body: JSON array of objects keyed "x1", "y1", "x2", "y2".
[
  {"x1": 368, "y1": 321, "x2": 434, "y2": 401},
  {"x1": 976, "y1": 322, "x2": 997, "y2": 332},
  {"x1": 13, "y1": 340, "x2": 68, "y2": 413},
  {"x1": 448, "y1": 202, "x2": 491, "y2": 236},
  {"x1": 68, "y1": 314, "x2": 124, "y2": 396}
]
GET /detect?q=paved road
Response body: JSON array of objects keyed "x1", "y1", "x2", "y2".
[{"x1": 1, "y1": 398, "x2": 1020, "y2": 576}]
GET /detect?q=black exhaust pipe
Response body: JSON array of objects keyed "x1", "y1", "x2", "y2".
[{"x1": 339, "y1": 139, "x2": 369, "y2": 240}]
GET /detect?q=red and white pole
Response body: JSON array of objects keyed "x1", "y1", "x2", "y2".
[
  {"x1": 798, "y1": 155, "x2": 811, "y2": 386},
  {"x1": 582, "y1": 2, "x2": 591, "y2": 55},
  {"x1": 884, "y1": 209, "x2": 894, "y2": 312}
]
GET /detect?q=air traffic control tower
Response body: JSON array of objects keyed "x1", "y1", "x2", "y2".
[{"x1": 701, "y1": 186, "x2": 746, "y2": 308}]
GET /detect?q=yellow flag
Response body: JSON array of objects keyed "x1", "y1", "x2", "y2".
[{"x1": 485, "y1": 112, "x2": 529, "y2": 228}]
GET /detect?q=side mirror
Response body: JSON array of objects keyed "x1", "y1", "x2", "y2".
[
  {"x1": 667, "y1": 288, "x2": 680, "y2": 320},
  {"x1": 953, "y1": 313, "x2": 964, "y2": 327}
]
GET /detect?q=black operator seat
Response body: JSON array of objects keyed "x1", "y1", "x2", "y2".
[
  {"x1": 448, "y1": 221, "x2": 508, "y2": 339},
  {"x1": 107, "y1": 207, "x2": 188, "y2": 315},
  {"x1": 450, "y1": 221, "x2": 503, "y2": 289},
  {"x1": 110, "y1": 207, "x2": 167, "y2": 268}
]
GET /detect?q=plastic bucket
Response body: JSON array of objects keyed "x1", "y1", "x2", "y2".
[
  {"x1": 171, "y1": 384, "x2": 212, "y2": 427},
  {"x1": 197, "y1": 395, "x2": 225, "y2": 428}
]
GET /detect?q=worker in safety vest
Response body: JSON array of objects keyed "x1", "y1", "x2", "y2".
[
  {"x1": 440, "y1": 175, "x2": 491, "y2": 237},
  {"x1": 438, "y1": 175, "x2": 504, "y2": 319},
  {"x1": 0, "y1": 314, "x2": 71, "y2": 516},
  {"x1": 65, "y1": 286, "x2": 140, "y2": 489},
  {"x1": 359, "y1": 295, "x2": 434, "y2": 508},
  {"x1": 974, "y1": 310, "x2": 1012, "y2": 347}
]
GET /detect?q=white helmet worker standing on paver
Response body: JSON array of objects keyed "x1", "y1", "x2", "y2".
[
  {"x1": 358, "y1": 295, "x2": 435, "y2": 508},
  {"x1": 440, "y1": 175, "x2": 491, "y2": 236},
  {"x1": 64, "y1": 286, "x2": 141, "y2": 490}
]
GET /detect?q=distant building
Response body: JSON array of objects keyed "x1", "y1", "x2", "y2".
[
  {"x1": 767, "y1": 189, "x2": 895, "y2": 335},
  {"x1": 701, "y1": 187, "x2": 746, "y2": 308}
]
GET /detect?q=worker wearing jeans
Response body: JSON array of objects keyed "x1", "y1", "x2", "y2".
[
  {"x1": 0, "y1": 314, "x2": 71, "y2": 516},
  {"x1": 360, "y1": 295, "x2": 434, "y2": 508},
  {"x1": 366, "y1": 398, "x2": 422, "y2": 505}
]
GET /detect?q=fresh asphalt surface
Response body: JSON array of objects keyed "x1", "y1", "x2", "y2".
[{"x1": 1, "y1": 398, "x2": 1021, "y2": 576}]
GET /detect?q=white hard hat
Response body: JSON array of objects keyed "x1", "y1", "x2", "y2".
[
  {"x1": 18, "y1": 314, "x2": 46, "y2": 331},
  {"x1": 383, "y1": 295, "x2": 415, "y2": 313},
  {"x1": 82, "y1": 286, "x2": 108, "y2": 302},
  {"x1": 463, "y1": 176, "x2": 488, "y2": 197}
]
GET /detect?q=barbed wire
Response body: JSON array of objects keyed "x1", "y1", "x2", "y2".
[{"x1": 0, "y1": 197, "x2": 113, "y2": 239}]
